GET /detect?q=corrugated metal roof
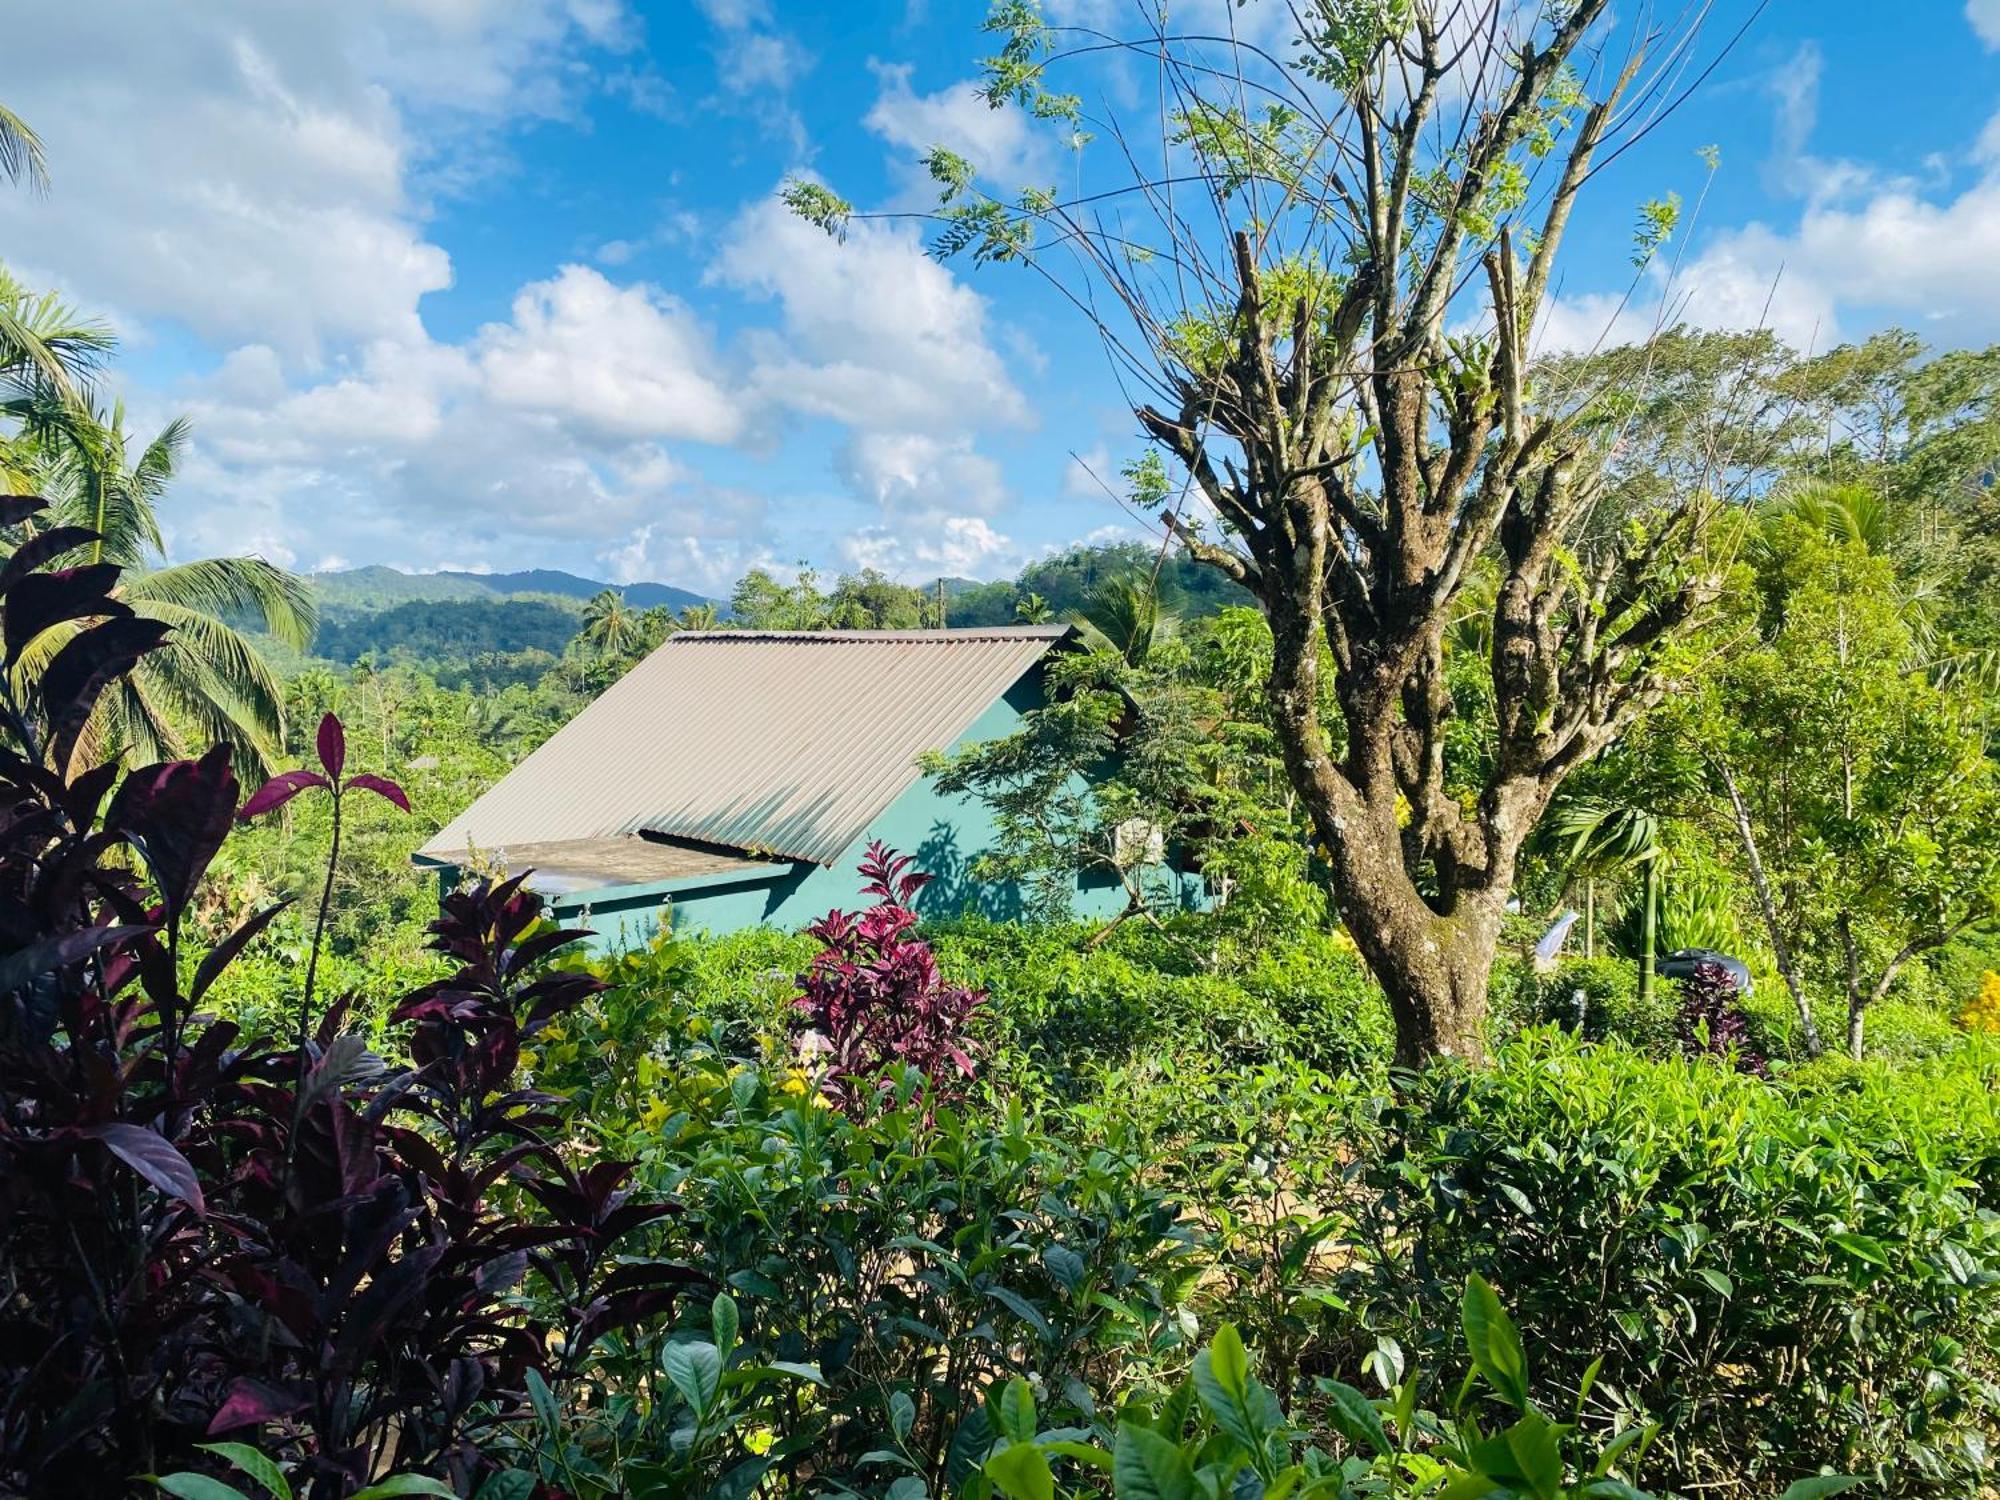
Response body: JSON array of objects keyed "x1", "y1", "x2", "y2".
[{"x1": 420, "y1": 625, "x2": 1069, "y2": 869}]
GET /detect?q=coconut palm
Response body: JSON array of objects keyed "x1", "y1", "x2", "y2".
[
  {"x1": 10, "y1": 403, "x2": 316, "y2": 773},
  {"x1": 1074, "y1": 574, "x2": 1174, "y2": 667},
  {"x1": 2, "y1": 266, "x2": 115, "y2": 488},
  {"x1": 676, "y1": 601, "x2": 720, "y2": 632},
  {"x1": 0, "y1": 103, "x2": 47, "y2": 192},
  {"x1": 579, "y1": 588, "x2": 644, "y2": 658}
]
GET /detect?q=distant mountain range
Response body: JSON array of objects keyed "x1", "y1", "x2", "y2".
[{"x1": 310, "y1": 565, "x2": 712, "y2": 614}]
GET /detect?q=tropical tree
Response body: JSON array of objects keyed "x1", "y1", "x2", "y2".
[
  {"x1": 793, "y1": 1, "x2": 1732, "y2": 1064},
  {"x1": 578, "y1": 588, "x2": 644, "y2": 658},
  {"x1": 2, "y1": 264, "x2": 115, "y2": 488},
  {"x1": 1694, "y1": 521, "x2": 2000, "y2": 1057},
  {"x1": 1013, "y1": 591, "x2": 1051, "y2": 625},
  {"x1": 677, "y1": 601, "x2": 720, "y2": 632},
  {"x1": 1543, "y1": 797, "x2": 1661, "y2": 978},
  {"x1": 9, "y1": 403, "x2": 316, "y2": 773},
  {"x1": 1074, "y1": 574, "x2": 1173, "y2": 668}
]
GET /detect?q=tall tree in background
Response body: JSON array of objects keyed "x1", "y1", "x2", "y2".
[
  {"x1": 579, "y1": 588, "x2": 644, "y2": 658},
  {"x1": 795, "y1": 1, "x2": 1738, "y2": 1064},
  {"x1": 1694, "y1": 521, "x2": 2000, "y2": 1057}
]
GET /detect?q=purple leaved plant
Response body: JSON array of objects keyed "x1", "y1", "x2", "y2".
[
  {"x1": 0, "y1": 506, "x2": 693, "y2": 1497},
  {"x1": 796, "y1": 841, "x2": 985, "y2": 1116},
  {"x1": 1675, "y1": 960, "x2": 1769, "y2": 1077}
]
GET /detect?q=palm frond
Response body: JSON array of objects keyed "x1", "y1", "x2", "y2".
[
  {"x1": 125, "y1": 556, "x2": 318, "y2": 652},
  {"x1": 0, "y1": 105, "x2": 49, "y2": 194},
  {"x1": 122, "y1": 599, "x2": 289, "y2": 769}
]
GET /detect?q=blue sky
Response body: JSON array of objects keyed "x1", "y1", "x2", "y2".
[{"x1": 4, "y1": 0, "x2": 2000, "y2": 595}]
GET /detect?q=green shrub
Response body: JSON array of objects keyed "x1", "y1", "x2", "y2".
[
  {"x1": 1329, "y1": 1032, "x2": 2000, "y2": 1495},
  {"x1": 544, "y1": 1024, "x2": 1204, "y2": 1495}
]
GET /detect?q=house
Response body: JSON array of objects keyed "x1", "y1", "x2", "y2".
[{"x1": 414, "y1": 625, "x2": 1202, "y2": 948}]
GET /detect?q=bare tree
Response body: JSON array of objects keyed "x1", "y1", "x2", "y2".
[{"x1": 793, "y1": 0, "x2": 1745, "y2": 1065}]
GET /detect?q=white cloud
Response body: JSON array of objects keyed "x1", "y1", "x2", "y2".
[
  {"x1": 476, "y1": 265, "x2": 745, "y2": 444},
  {"x1": 714, "y1": 194, "x2": 1033, "y2": 434},
  {"x1": 865, "y1": 64, "x2": 1054, "y2": 190},
  {"x1": 0, "y1": 0, "x2": 624, "y2": 361},
  {"x1": 843, "y1": 515, "x2": 1016, "y2": 580},
  {"x1": 836, "y1": 432, "x2": 1010, "y2": 516},
  {"x1": 1970, "y1": 0, "x2": 2000, "y2": 48}
]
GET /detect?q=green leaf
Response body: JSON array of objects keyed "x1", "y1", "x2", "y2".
[
  {"x1": 195, "y1": 1444, "x2": 289, "y2": 1500},
  {"x1": 705, "y1": 1456, "x2": 771, "y2": 1500},
  {"x1": 349, "y1": 1479, "x2": 459, "y2": 1500},
  {"x1": 1320, "y1": 1379, "x2": 1391, "y2": 1457},
  {"x1": 664, "y1": 1340, "x2": 724, "y2": 1418},
  {"x1": 985, "y1": 1441, "x2": 1056, "y2": 1500},
  {"x1": 150, "y1": 1478, "x2": 256, "y2": 1500},
  {"x1": 1043, "y1": 1440, "x2": 1115, "y2": 1471},
  {"x1": 525, "y1": 1366, "x2": 560, "y2": 1438},
  {"x1": 1205, "y1": 1323, "x2": 1250, "y2": 1402},
  {"x1": 1112, "y1": 1423, "x2": 1195, "y2": 1500},
  {"x1": 891, "y1": 1388, "x2": 918, "y2": 1441},
  {"x1": 1462, "y1": 1274, "x2": 1531, "y2": 1409},
  {"x1": 710, "y1": 1291, "x2": 739, "y2": 1354},
  {"x1": 473, "y1": 1474, "x2": 535, "y2": 1500},
  {"x1": 1503, "y1": 1411, "x2": 1566, "y2": 1500},
  {"x1": 1827, "y1": 1233, "x2": 1890, "y2": 1268},
  {"x1": 991, "y1": 1376, "x2": 1038, "y2": 1443},
  {"x1": 1042, "y1": 1242, "x2": 1087, "y2": 1292},
  {"x1": 1777, "y1": 1479, "x2": 1863, "y2": 1500}
]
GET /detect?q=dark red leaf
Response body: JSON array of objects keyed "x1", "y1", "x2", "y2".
[
  {"x1": 104, "y1": 745, "x2": 239, "y2": 917},
  {"x1": 0, "y1": 526, "x2": 104, "y2": 599},
  {"x1": 345, "y1": 773, "x2": 409, "y2": 812},
  {"x1": 0, "y1": 922, "x2": 152, "y2": 994},
  {"x1": 206, "y1": 1377, "x2": 306, "y2": 1434},
  {"x1": 0, "y1": 494, "x2": 49, "y2": 529},
  {"x1": 3, "y1": 563, "x2": 129, "y2": 667},
  {"x1": 316, "y1": 712, "x2": 345, "y2": 780},
  {"x1": 237, "y1": 768, "x2": 330, "y2": 821},
  {"x1": 42, "y1": 615, "x2": 173, "y2": 772},
  {"x1": 80, "y1": 1122, "x2": 205, "y2": 1214}
]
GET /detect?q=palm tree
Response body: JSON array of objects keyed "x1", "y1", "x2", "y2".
[
  {"x1": 1767, "y1": 478, "x2": 1895, "y2": 554},
  {"x1": 1074, "y1": 575, "x2": 1174, "y2": 667},
  {"x1": 0, "y1": 103, "x2": 48, "y2": 192},
  {"x1": 1014, "y1": 591, "x2": 1052, "y2": 625},
  {"x1": 2, "y1": 265, "x2": 115, "y2": 489},
  {"x1": 676, "y1": 601, "x2": 720, "y2": 632},
  {"x1": 579, "y1": 589, "x2": 644, "y2": 657},
  {"x1": 9, "y1": 403, "x2": 316, "y2": 773},
  {"x1": 1544, "y1": 797, "x2": 1663, "y2": 997}
]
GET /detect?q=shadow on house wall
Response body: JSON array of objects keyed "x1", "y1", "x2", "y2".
[{"x1": 914, "y1": 822, "x2": 1025, "y2": 922}]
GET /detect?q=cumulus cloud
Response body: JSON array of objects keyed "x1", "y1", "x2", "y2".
[
  {"x1": 1971, "y1": 0, "x2": 2000, "y2": 48},
  {"x1": 476, "y1": 266, "x2": 744, "y2": 444},
  {"x1": 836, "y1": 432, "x2": 1009, "y2": 516},
  {"x1": 864, "y1": 63, "x2": 1054, "y2": 191},
  {"x1": 714, "y1": 194, "x2": 1033, "y2": 434},
  {"x1": 0, "y1": 0, "x2": 623, "y2": 361},
  {"x1": 843, "y1": 516, "x2": 1016, "y2": 579}
]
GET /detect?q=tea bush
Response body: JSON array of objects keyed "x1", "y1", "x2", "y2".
[{"x1": 1327, "y1": 1033, "x2": 2000, "y2": 1495}]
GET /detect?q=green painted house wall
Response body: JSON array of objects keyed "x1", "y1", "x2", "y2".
[{"x1": 543, "y1": 668, "x2": 1203, "y2": 951}]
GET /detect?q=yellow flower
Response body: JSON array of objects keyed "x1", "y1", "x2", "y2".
[
  {"x1": 779, "y1": 1068, "x2": 811, "y2": 1096},
  {"x1": 1959, "y1": 971, "x2": 2000, "y2": 1034}
]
